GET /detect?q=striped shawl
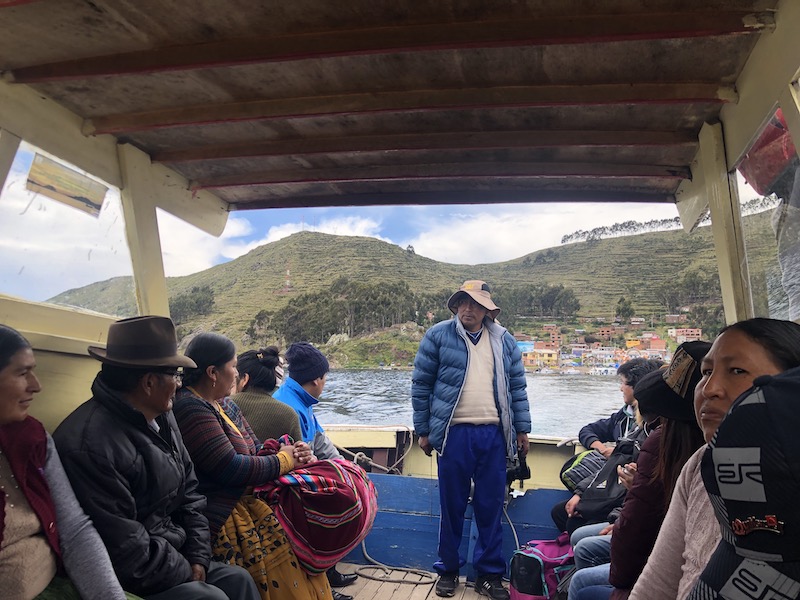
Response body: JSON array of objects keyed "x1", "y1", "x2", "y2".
[{"x1": 254, "y1": 441, "x2": 377, "y2": 574}]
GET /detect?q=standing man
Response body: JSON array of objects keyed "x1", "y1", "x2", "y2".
[
  {"x1": 273, "y1": 341, "x2": 357, "y2": 600},
  {"x1": 53, "y1": 316, "x2": 259, "y2": 600},
  {"x1": 412, "y1": 280, "x2": 531, "y2": 600}
]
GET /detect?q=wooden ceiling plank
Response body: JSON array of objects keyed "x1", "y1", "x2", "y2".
[
  {"x1": 154, "y1": 129, "x2": 697, "y2": 163},
  {"x1": 7, "y1": 12, "x2": 774, "y2": 82},
  {"x1": 85, "y1": 83, "x2": 735, "y2": 135},
  {"x1": 0, "y1": 0, "x2": 41, "y2": 6},
  {"x1": 230, "y1": 190, "x2": 674, "y2": 210},
  {"x1": 192, "y1": 162, "x2": 691, "y2": 189}
]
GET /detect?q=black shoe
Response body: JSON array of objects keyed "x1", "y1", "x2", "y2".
[
  {"x1": 331, "y1": 591, "x2": 353, "y2": 600},
  {"x1": 435, "y1": 572, "x2": 459, "y2": 597},
  {"x1": 327, "y1": 568, "x2": 358, "y2": 588},
  {"x1": 475, "y1": 575, "x2": 509, "y2": 600}
]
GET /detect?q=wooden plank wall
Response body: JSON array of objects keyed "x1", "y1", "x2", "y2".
[{"x1": 345, "y1": 473, "x2": 571, "y2": 578}]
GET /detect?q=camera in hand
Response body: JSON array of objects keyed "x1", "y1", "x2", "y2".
[{"x1": 506, "y1": 455, "x2": 531, "y2": 487}]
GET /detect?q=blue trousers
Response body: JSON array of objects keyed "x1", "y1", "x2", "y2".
[
  {"x1": 435, "y1": 424, "x2": 507, "y2": 576},
  {"x1": 573, "y1": 534, "x2": 612, "y2": 570},
  {"x1": 570, "y1": 522, "x2": 610, "y2": 548},
  {"x1": 574, "y1": 585, "x2": 614, "y2": 600},
  {"x1": 569, "y1": 564, "x2": 611, "y2": 598}
]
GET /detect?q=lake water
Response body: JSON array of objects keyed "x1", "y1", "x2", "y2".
[{"x1": 317, "y1": 369, "x2": 624, "y2": 439}]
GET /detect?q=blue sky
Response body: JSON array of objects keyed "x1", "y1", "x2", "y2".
[{"x1": 1, "y1": 142, "x2": 737, "y2": 302}]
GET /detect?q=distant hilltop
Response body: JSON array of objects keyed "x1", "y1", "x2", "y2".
[{"x1": 48, "y1": 210, "x2": 777, "y2": 347}]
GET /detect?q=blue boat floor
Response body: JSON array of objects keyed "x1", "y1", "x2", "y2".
[{"x1": 338, "y1": 563, "x2": 484, "y2": 600}]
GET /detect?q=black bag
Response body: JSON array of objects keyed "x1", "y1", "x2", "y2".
[
  {"x1": 554, "y1": 565, "x2": 576, "y2": 600},
  {"x1": 574, "y1": 437, "x2": 641, "y2": 523}
]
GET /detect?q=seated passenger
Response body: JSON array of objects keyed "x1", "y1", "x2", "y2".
[
  {"x1": 552, "y1": 358, "x2": 663, "y2": 533},
  {"x1": 579, "y1": 358, "x2": 664, "y2": 458},
  {"x1": 53, "y1": 316, "x2": 258, "y2": 600},
  {"x1": 274, "y1": 342, "x2": 344, "y2": 461},
  {"x1": 687, "y1": 358, "x2": 800, "y2": 598},
  {"x1": 231, "y1": 347, "x2": 302, "y2": 443},
  {"x1": 628, "y1": 318, "x2": 800, "y2": 600},
  {"x1": 172, "y1": 333, "x2": 332, "y2": 600},
  {"x1": 570, "y1": 341, "x2": 709, "y2": 600},
  {"x1": 0, "y1": 325, "x2": 133, "y2": 600},
  {"x1": 271, "y1": 342, "x2": 358, "y2": 595}
]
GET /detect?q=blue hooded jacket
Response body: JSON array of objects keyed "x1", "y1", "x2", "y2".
[
  {"x1": 273, "y1": 376, "x2": 324, "y2": 444},
  {"x1": 411, "y1": 316, "x2": 530, "y2": 458}
]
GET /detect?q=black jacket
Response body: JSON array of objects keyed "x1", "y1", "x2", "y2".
[
  {"x1": 53, "y1": 376, "x2": 211, "y2": 597},
  {"x1": 578, "y1": 406, "x2": 637, "y2": 450}
]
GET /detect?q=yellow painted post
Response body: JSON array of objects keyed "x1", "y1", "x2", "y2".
[
  {"x1": 117, "y1": 144, "x2": 170, "y2": 317},
  {"x1": 699, "y1": 122, "x2": 753, "y2": 324},
  {"x1": 780, "y1": 81, "x2": 800, "y2": 160}
]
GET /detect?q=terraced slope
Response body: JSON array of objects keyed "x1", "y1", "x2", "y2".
[{"x1": 48, "y1": 211, "x2": 777, "y2": 343}]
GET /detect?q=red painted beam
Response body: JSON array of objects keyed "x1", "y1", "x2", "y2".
[
  {"x1": 8, "y1": 11, "x2": 774, "y2": 82},
  {"x1": 85, "y1": 83, "x2": 735, "y2": 135}
]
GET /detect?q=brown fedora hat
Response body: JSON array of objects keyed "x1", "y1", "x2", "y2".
[
  {"x1": 88, "y1": 316, "x2": 197, "y2": 369},
  {"x1": 447, "y1": 280, "x2": 501, "y2": 321}
]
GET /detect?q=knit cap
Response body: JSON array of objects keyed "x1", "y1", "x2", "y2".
[{"x1": 285, "y1": 342, "x2": 329, "y2": 385}]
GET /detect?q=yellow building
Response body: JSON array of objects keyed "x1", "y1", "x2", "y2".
[{"x1": 523, "y1": 349, "x2": 559, "y2": 368}]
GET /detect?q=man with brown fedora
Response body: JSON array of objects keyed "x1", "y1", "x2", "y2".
[
  {"x1": 412, "y1": 281, "x2": 531, "y2": 600},
  {"x1": 54, "y1": 316, "x2": 259, "y2": 600}
]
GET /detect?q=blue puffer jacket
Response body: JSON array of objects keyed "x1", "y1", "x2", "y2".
[{"x1": 411, "y1": 316, "x2": 530, "y2": 458}]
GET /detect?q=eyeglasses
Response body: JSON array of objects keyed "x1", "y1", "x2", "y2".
[{"x1": 154, "y1": 369, "x2": 183, "y2": 385}]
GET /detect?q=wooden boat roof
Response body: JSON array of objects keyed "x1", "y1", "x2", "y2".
[{"x1": 0, "y1": 0, "x2": 789, "y2": 211}]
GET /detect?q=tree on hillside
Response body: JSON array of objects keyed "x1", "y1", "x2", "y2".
[
  {"x1": 414, "y1": 289, "x2": 452, "y2": 325},
  {"x1": 492, "y1": 283, "x2": 581, "y2": 323},
  {"x1": 560, "y1": 216, "x2": 682, "y2": 244},
  {"x1": 688, "y1": 304, "x2": 725, "y2": 338},
  {"x1": 245, "y1": 309, "x2": 276, "y2": 346},
  {"x1": 540, "y1": 284, "x2": 565, "y2": 316},
  {"x1": 273, "y1": 278, "x2": 419, "y2": 343},
  {"x1": 615, "y1": 296, "x2": 634, "y2": 321},
  {"x1": 170, "y1": 285, "x2": 215, "y2": 324},
  {"x1": 553, "y1": 287, "x2": 581, "y2": 317},
  {"x1": 653, "y1": 269, "x2": 722, "y2": 313}
]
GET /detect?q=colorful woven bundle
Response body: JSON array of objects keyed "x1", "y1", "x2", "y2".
[{"x1": 254, "y1": 449, "x2": 378, "y2": 574}]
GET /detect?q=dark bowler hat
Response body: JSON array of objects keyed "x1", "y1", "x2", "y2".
[{"x1": 88, "y1": 316, "x2": 197, "y2": 368}]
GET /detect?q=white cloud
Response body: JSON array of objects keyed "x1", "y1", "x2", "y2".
[
  {"x1": 403, "y1": 203, "x2": 681, "y2": 264},
  {"x1": 254, "y1": 215, "x2": 390, "y2": 246},
  {"x1": 158, "y1": 212, "x2": 390, "y2": 275},
  {"x1": 158, "y1": 211, "x2": 255, "y2": 276},
  {"x1": 0, "y1": 177, "x2": 134, "y2": 301}
]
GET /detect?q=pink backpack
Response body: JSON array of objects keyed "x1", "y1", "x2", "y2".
[{"x1": 509, "y1": 532, "x2": 575, "y2": 600}]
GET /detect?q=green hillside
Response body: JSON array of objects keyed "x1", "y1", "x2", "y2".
[{"x1": 48, "y1": 210, "x2": 778, "y2": 346}]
